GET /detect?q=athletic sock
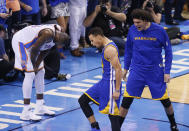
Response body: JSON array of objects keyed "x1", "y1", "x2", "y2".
[
  {"x1": 167, "y1": 113, "x2": 177, "y2": 127},
  {"x1": 91, "y1": 122, "x2": 100, "y2": 129},
  {"x1": 119, "y1": 116, "x2": 125, "y2": 127},
  {"x1": 36, "y1": 99, "x2": 44, "y2": 105},
  {"x1": 23, "y1": 104, "x2": 30, "y2": 111}
]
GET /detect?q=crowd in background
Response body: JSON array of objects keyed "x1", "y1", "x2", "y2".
[{"x1": 0, "y1": 0, "x2": 189, "y2": 82}]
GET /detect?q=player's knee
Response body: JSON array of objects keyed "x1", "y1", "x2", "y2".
[
  {"x1": 78, "y1": 94, "x2": 89, "y2": 106},
  {"x1": 25, "y1": 72, "x2": 35, "y2": 80},
  {"x1": 161, "y1": 98, "x2": 171, "y2": 108},
  {"x1": 121, "y1": 97, "x2": 134, "y2": 109}
]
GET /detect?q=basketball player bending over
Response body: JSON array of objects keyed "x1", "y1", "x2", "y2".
[{"x1": 12, "y1": 24, "x2": 69, "y2": 121}]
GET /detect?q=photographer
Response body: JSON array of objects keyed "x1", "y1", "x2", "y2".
[
  {"x1": 142, "y1": 0, "x2": 162, "y2": 24},
  {"x1": 125, "y1": 0, "x2": 162, "y2": 26},
  {"x1": 84, "y1": 0, "x2": 126, "y2": 55},
  {"x1": 142, "y1": 0, "x2": 182, "y2": 44}
]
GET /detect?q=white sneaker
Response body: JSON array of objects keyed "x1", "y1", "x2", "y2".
[
  {"x1": 34, "y1": 105, "x2": 55, "y2": 116},
  {"x1": 20, "y1": 109, "x2": 42, "y2": 121}
]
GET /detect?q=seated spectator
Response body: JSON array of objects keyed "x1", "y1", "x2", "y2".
[
  {"x1": 0, "y1": 25, "x2": 14, "y2": 81},
  {"x1": 84, "y1": 0, "x2": 126, "y2": 55},
  {"x1": 69, "y1": 0, "x2": 88, "y2": 57},
  {"x1": 19, "y1": 0, "x2": 47, "y2": 25},
  {"x1": 0, "y1": 0, "x2": 11, "y2": 28}
]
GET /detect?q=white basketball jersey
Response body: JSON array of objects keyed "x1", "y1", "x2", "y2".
[{"x1": 13, "y1": 24, "x2": 61, "y2": 52}]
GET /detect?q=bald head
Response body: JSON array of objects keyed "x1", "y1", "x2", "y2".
[{"x1": 54, "y1": 31, "x2": 69, "y2": 46}]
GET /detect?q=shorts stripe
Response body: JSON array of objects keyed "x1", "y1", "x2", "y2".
[{"x1": 19, "y1": 42, "x2": 28, "y2": 70}]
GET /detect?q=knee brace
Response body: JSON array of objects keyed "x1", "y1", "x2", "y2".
[
  {"x1": 161, "y1": 98, "x2": 171, "y2": 108},
  {"x1": 35, "y1": 69, "x2": 45, "y2": 94},
  {"x1": 22, "y1": 72, "x2": 35, "y2": 98},
  {"x1": 78, "y1": 94, "x2": 94, "y2": 118},
  {"x1": 121, "y1": 97, "x2": 134, "y2": 109}
]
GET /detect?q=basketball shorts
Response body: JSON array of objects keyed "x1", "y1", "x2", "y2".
[
  {"x1": 12, "y1": 36, "x2": 43, "y2": 72},
  {"x1": 124, "y1": 66, "x2": 169, "y2": 100},
  {"x1": 85, "y1": 79, "x2": 122, "y2": 116}
]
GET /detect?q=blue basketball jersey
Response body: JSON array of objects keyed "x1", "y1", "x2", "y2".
[{"x1": 102, "y1": 41, "x2": 120, "y2": 80}]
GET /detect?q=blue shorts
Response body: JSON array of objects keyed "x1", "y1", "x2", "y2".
[
  {"x1": 124, "y1": 66, "x2": 168, "y2": 100},
  {"x1": 85, "y1": 79, "x2": 122, "y2": 115}
]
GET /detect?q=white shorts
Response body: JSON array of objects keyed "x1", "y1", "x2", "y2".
[
  {"x1": 51, "y1": 2, "x2": 70, "y2": 18},
  {"x1": 12, "y1": 36, "x2": 44, "y2": 72}
]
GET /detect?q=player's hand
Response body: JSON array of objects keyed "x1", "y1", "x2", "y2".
[
  {"x1": 95, "y1": 5, "x2": 101, "y2": 14},
  {"x1": 113, "y1": 90, "x2": 120, "y2": 100},
  {"x1": 164, "y1": 74, "x2": 170, "y2": 83},
  {"x1": 24, "y1": 5, "x2": 32, "y2": 12},
  {"x1": 122, "y1": 69, "x2": 128, "y2": 82},
  {"x1": 33, "y1": 67, "x2": 39, "y2": 75}
]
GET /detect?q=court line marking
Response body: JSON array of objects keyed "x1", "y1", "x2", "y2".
[
  {"x1": 0, "y1": 110, "x2": 21, "y2": 117},
  {"x1": 58, "y1": 86, "x2": 87, "y2": 92},
  {"x1": 44, "y1": 89, "x2": 81, "y2": 98},
  {"x1": 14, "y1": 100, "x2": 63, "y2": 111},
  {"x1": 8, "y1": 103, "x2": 94, "y2": 131},
  {"x1": 82, "y1": 79, "x2": 99, "y2": 83},
  {"x1": 0, "y1": 118, "x2": 23, "y2": 124},
  {"x1": 142, "y1": 117, "x2": 189, "y2": 128},
  {"x1": 71, "y1": 83, "x2": 93, "y2": 88}
]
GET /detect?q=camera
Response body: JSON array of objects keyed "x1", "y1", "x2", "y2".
[
  {"x1": 146, "y1": 1, "x2": 153, "y2": 8},
  {"x1": 100, "y1": 4, "x2": 107, "y2": 14}
]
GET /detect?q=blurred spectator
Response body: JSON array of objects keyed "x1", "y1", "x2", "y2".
[
  {"x1": 142, "y1": 0, "x2": 182, "y2": 44},
  {"x1": 87, "y1": 0, "x2": 99, "y2": 16},
  {"x1": 6, "y1": 0, "x2": 21, "y2": 38},
  {"x1": 6, "y1": 0, "x2": 21, "y2": 24},
  {"x1": 19, "y1": 0, "x2": 47, "y2": 25},
  {"x1": 0, "y1": 0, "x2": 11, "y2": 28},
  {"x1": 142, "y1": 0, "x2": 162, "y2": 24},
  {"x1": 49, "y1": 0, "x2": 70, "y2": 32},
  {"x1": 0, "y1": 24, "x2": 13, "y2": 80},
  {"x1": 69, "y1": 0, "x2": 88, "y2": 57},
  {"x1": 164, "y1": 0, "x2": 186, "y2": 25},
  {"x1": 112, "y1": 0, "x2": 122, "y2": 7},
  {"x1": 84, "y1": 0, "x2": 126, "y2": 55},
  {"x1": 49, "y1": 0, "x2": 69, "y2": 59}
]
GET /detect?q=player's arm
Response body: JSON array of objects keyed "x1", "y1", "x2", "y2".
[
  {"x1": 106, "y1": 9, "x2": 126, "y2": 22},
  {"x1": 19, "y1": 1, "x2": 32, "y2": 12},
  {"x1": 162, "y1": 29, "x2": 173, "y2": 83},
  {"x1": 123, "y1": 31, "x2": 133, "y2": 81},
  {"x1": 104, "y1": 46, "x2": 122, "y2": 100},
  {"x1": 30, "y1": 29, "x2": 53, "y2": 72},
  {"x1": 83, "y1": 5, "x2": 101, "y2": 27},
  {"x1": 35, "y1": 49, "x2": 50, "y2": 71}
]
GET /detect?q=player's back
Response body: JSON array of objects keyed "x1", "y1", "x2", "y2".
[
  {"x1": 13, "y1": 24, "x2": 60, "y2": 45},
  {"x1": 102, "y1": 42, "x2": 120, "y2": 81}
]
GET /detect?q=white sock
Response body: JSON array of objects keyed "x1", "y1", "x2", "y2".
[
  {"x1": 23, "y1": 104, "x2": 30, "y2": 111},
  {"x1": 36, "y1": 99, "x2": 44, "y2": 106}
]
